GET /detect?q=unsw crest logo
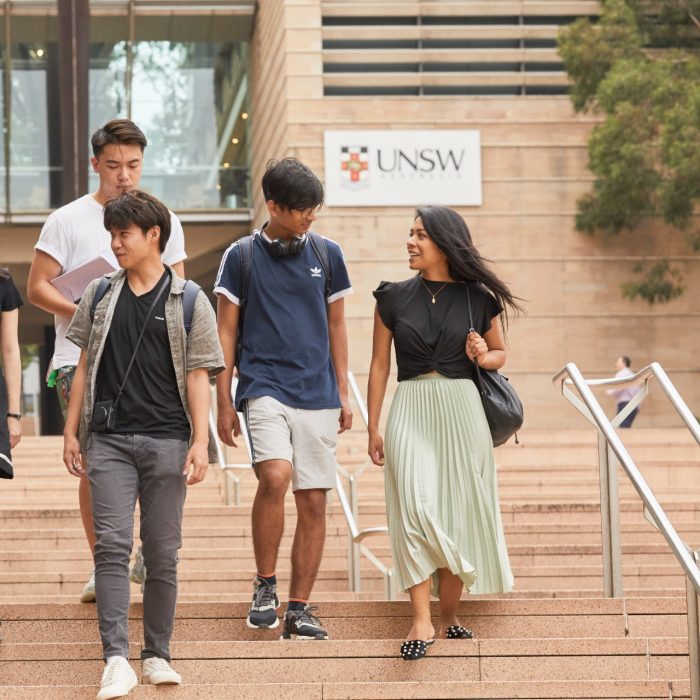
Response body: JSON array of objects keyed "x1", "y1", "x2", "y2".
[{"x1": 340, "y1": 146, "x2": 369, "y2": 190}]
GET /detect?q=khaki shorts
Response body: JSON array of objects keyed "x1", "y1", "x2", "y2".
[{"x1": 244, "y1": 396, "x2": 339, "y2": 491}]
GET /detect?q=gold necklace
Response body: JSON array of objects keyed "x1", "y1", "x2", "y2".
[{"x1": 419, "y1": 276, "x2": 449, "y2": 304}]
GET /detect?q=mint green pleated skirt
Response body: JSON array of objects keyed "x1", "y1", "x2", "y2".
[{"x1": 384, "y1": 374, "x2": 514, "y2": 596}]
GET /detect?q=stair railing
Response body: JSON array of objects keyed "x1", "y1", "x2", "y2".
[
  {"x1": 336, "y1": 371, "x2": 393, "y2": 599},
  {"x1": 208, "y1": 383, "x2": 252, "y2": 506},
  {"x1": 553, "y1": 361, "x2": 700, "y2": 699}
]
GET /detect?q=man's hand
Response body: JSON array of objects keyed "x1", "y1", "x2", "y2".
[
  {"x1": 63, "y1": 434, "x2": 86, "y2": 478},
  {"x1": 217, "y1": 402, "x2": 240, "y2": 447},
  {"x1": 338, "y1": 402, "x2": 353, "y2": 434},
  {"x1": 183, "y1": 442, "x2": 209, "y2": 485}
]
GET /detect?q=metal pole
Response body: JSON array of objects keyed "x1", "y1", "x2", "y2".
[
  {"x1": 597, "y1": 432, "x2": 614, "y2": 597},
  {"x1": 349, "y1": 476, "x2": 361, "y2": 592},
  {"x1": 346, "y1": 528, "x2": 355, "y2": 592},
  {"x1": 607, "y1": 443, "x2": 623, "y2": 597},
  {"x1": 687, "y1": 551, "x2": 700, "y2": 700}
]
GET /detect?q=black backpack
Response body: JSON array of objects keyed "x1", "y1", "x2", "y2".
[
  {"x1": 235, "y1": 231, "x2": 332, "y2": 366},
  {"x1": 90, "y1": 276, "x2": 201, "y2": 334}
]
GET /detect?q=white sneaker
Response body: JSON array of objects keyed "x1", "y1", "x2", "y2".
[
  {"x1": 142, "y1": 656, "x2": 182, "y2": 685},
  {"x1": 96, "y1": 656, "x2": 137, "y2": 700},
  {"x1": 80, "y1": 568, "x2": 96, "y2": 603}
]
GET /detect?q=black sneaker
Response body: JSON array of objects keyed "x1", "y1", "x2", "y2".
[
  {"x1": 280, "y1": 604, "x2": 329, "y2": 640},
  {"x1": 246, "y1": 578, "x2": 280, "y2": 629}
]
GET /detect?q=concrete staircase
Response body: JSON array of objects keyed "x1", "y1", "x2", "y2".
[{"x1": 1, "y1": 426, "x2": 698, "y2": 698}]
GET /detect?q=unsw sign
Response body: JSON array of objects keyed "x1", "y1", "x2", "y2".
[{"x1": 323, "y1": 130, "x2": 482, "y2": 207}]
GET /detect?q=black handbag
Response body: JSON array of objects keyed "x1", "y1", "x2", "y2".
[{"x1": 467, "y1": 286, "x2": 524, "y2": 446}]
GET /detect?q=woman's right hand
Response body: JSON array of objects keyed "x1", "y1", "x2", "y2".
[{"x1": 368, "y1": 430, "x2": 385, "y2": 467}]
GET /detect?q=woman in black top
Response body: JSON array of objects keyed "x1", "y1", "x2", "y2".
[
  {"x1": 367, "y1": 206, "x2": 522, "y2": 660},
  {"x1": 0, "y1": 267, "x2": 24, "y2": 477}
]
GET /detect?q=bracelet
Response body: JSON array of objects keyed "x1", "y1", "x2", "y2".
[{"x1": 7, "y1": 412, "x2": 21, "y2": 421}]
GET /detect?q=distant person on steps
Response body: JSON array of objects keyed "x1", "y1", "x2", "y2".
[{"x1": 607, "y1": 355, "x2": 641, "y2": 428}]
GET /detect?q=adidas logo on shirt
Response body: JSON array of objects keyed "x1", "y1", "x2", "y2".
[{"x1": 310, "y1": 267, "x2": 322, "y2": 278}]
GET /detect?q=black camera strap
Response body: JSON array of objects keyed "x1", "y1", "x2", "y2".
[{"x1": 110, "y1": 275, "x2": 171, "y2": 411}]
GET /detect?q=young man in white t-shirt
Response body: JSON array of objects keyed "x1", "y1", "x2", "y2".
[{"x1": 27, "y1": 119, "x2": 186, "y2": 602}]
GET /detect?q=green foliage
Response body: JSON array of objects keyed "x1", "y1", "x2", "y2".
[
  {"x1": 559, "y1": 0, "x2": 700, "y2": 304},
  {"x1": 557, "y1": 0, "x2": 644, "y2": 112},
  {"x1": 20, "y1": 344, "x2": 39, "y2": 371},
  {"x1": 621, "y1": 260, "x2": 685, "y2": 303}
]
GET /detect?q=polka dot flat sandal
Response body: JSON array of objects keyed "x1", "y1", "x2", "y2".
[
  {"x1": 400, "y1": 638, "x2": 434, "y2": 661},
  {"x1": 445, "y1": 625, "x2": 474, "y2": 639}
]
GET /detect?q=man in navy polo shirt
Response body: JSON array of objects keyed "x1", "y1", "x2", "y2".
[{"x1": 214, "y1": 158, "x2": 353, "y2": 640}]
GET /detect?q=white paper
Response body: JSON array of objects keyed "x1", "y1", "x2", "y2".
[{"x1": 50, "y1": 254, "x2": 117, "y2": 302}]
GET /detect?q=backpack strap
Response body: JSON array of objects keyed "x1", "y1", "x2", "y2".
[
  {"x1": 307, "y1": 232, "x2": 332, "y2": 300},
  {"x1": 91, "y1": 275, "x2": 200, "y2": 336},
  {"x1": 90, "y1": 277, "x2": 111, "y2": 322},
  {"x1": 238, "y1": 235, "x2": 254, "y2": 309},
  {"x1": 181, "y1": 280, "x2": 201, "y2": 335},
  {"x1": 235, "y1": 235, "x2": 255, "y2": 367}
]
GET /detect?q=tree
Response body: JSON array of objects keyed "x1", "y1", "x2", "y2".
[{"x1": 558, "y1": 0, "x2": 700, "y2": 303}]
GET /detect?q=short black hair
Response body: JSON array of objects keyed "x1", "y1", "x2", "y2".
[
  {"x1": 261, "y1": 157, "x2": 324, "y2": 211},
  {"x1": 91, "y1": 119, "x2": 147, "y2": 158},
  {"x1": 103, "y1": 190, "x2": 171, "y2": 253},
  {"x1": 621, "y1": 355, "x2": 631, "y2": 367}
]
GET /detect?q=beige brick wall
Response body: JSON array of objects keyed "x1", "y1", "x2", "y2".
[{"x1": 250, "y1": 0, "x2": 700, "y2": 428}]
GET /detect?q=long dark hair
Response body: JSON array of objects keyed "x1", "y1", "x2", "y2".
[
  {"x1": 416, "y1": 206, "x2": 524, "y2": 326},
  {"x1": 0, "y1": 266, "x2": 10, "y2": 281}
]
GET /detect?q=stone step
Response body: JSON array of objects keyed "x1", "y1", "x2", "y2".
[
  {"x1": 0, "y1": 637, "x2": 691, "y2": 684},
  {"x1": 1, "y1": 520, "x2": 699, "y2": 551},
  {"x1": 2, "y1": 545, "x2": 696, "y2": 573},
  {"x1": 0, "y1": 679, "x2": 690, "y2": 699},
  {"x1": 0, "y1": 567, "x2": 689, "y2": 599},
  {"x1": 0, "y1": 599, "x2": 687, "y2": 642},
  {"x1": 0, "y1": 586, "x2": 692, "y2": 606}
]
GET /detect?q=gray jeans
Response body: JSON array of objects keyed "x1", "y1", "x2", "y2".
[{"x1": 87, "y1": 433, "x2": 188, "y2": 661}]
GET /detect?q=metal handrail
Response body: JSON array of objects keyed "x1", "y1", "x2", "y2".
[
  {"x1": 337, "y1": 371, "x2": 393, "y2": 599},
  {"x1": 553, "y1": 361, "x2": 700, "y2": 699},
  {"x1": 208, "y1": 383, "x2": 252, "y2": 506}
]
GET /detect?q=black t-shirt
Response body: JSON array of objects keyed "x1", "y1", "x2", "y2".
[
  {"x1": 373, "y1": 277, "x2": 503, "y2": 381},
  {"x1": 95, "y1": 270, "x2": 190, "y2": 439},
  {"x1": 0, "y1": 275, "x2": 23, "y2": 313}
]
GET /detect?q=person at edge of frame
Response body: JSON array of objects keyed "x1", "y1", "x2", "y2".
[
  {"x1": 214, "y1": 157, "x2": 353, "y2": 640},
  {"x1": 62, "y1": 190, "x2": 223, "y2": 700},
  {"x1": 27, "y1": 119, "x2": 186, "y2": 602},
  {"x1": 0, "y1": 266, "x2": 23, "y2": 476}
]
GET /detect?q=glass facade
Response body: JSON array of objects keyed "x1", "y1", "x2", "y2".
[
  {"x1": 1, "y1": 1, "x2": 252, "y2": 214},
  {"x1": 10, "y1": 43, "x2": 59, "y2": 211},
  {"x1": 88, "y1": 40, "x2": 250, "y2": 209}
]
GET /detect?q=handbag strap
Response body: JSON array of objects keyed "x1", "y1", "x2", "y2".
[
  {"x1": 111, "y1": 275, "x2": 171, "y2": 408},
  {"x1": 466, "y1": 285, "x2": 485, "y2": 393}
]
